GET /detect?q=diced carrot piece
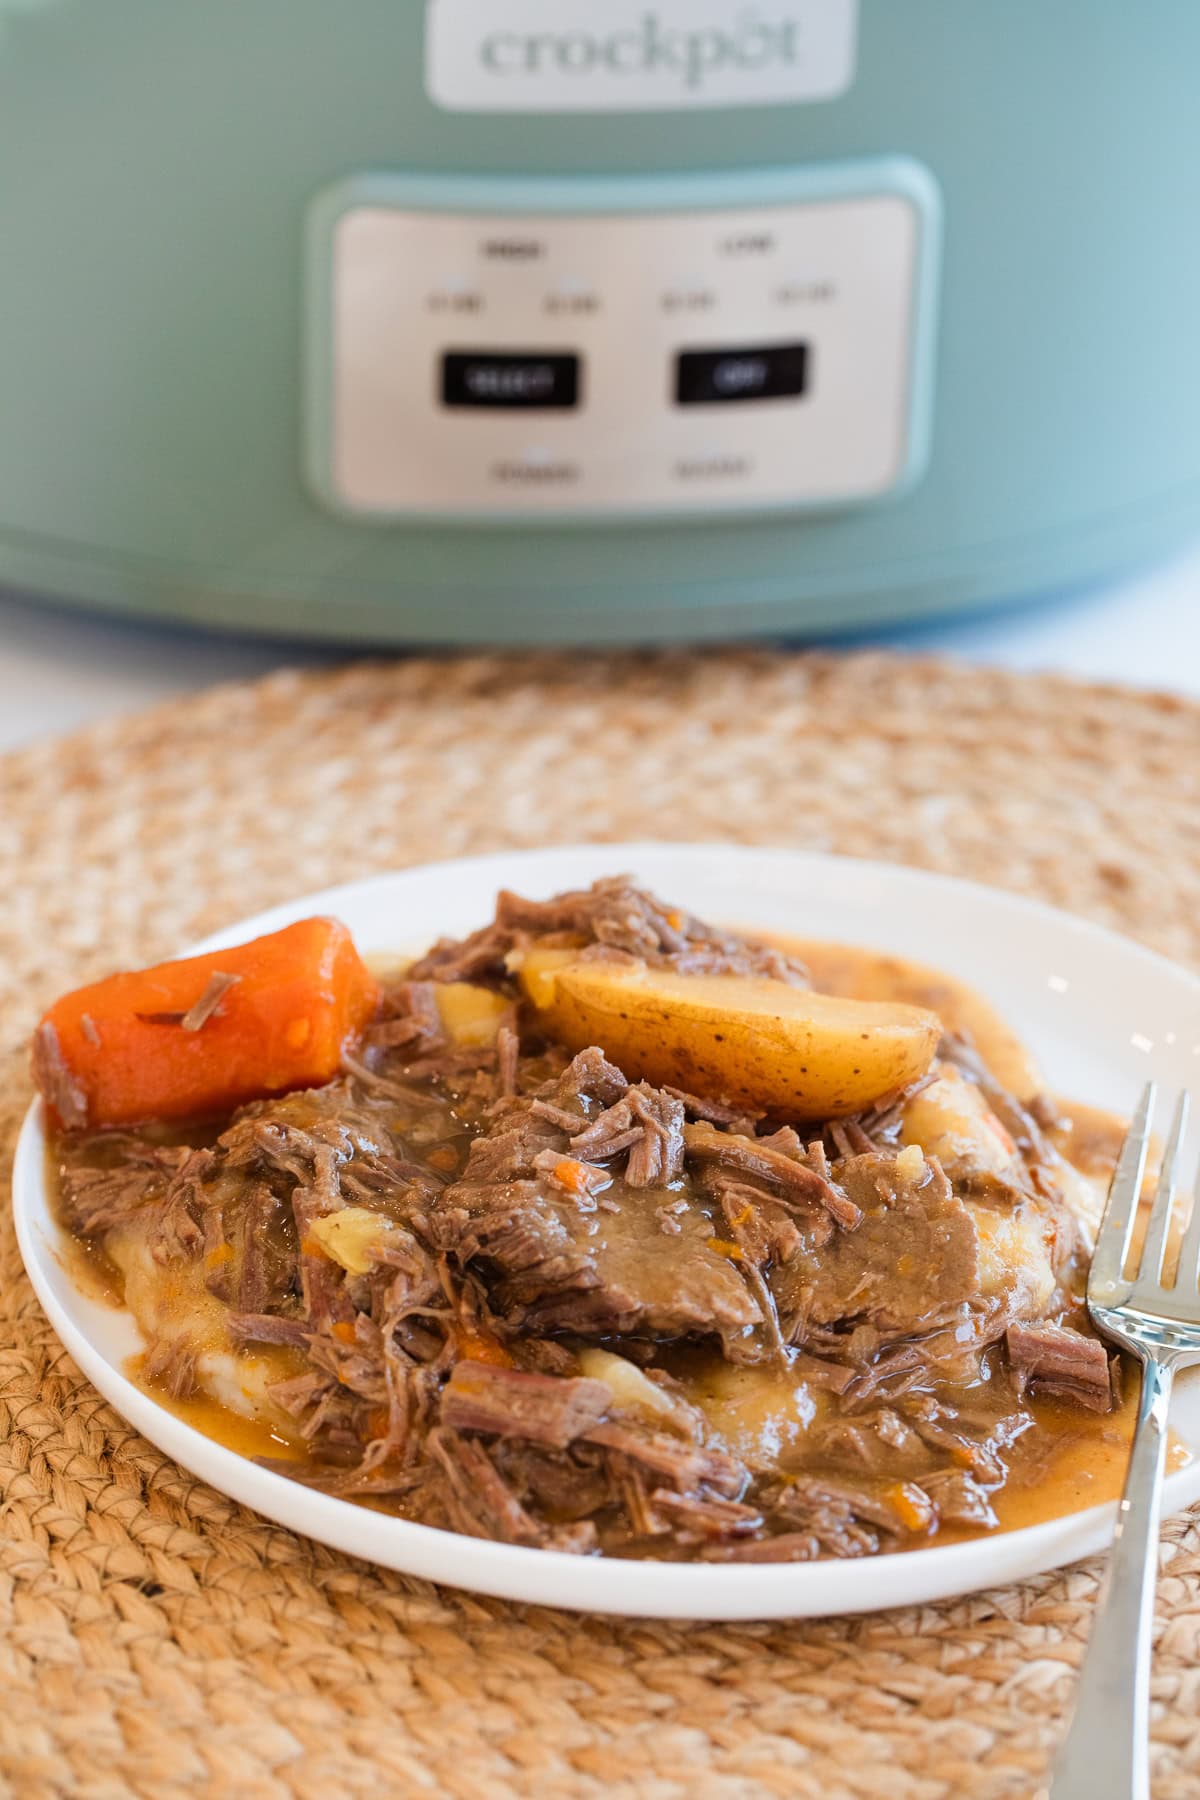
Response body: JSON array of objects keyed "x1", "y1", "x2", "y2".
[
  {"x1": 887, "y1": 1482, "x2": 936, "y2": 1534},
  {"x1": 33, "y1": 916, "x2": 380, "y2": 1128},
  {"x1": 553, "y1": 1157, "x2": 598, "y2": 1198},
  {"x1": 455, "y1": 1326, "x2": 515, "y2": 1369}
]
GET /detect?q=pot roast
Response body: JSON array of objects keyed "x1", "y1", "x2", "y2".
[{"x1": 47, "y1": 877, "x2": 1119, "y2": 1562}]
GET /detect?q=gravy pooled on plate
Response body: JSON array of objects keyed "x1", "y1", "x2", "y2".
[{"x1": 39, "y1": 877, "x2": 1141, "y2": 1562}]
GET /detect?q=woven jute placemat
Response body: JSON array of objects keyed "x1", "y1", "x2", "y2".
[{"x1": 3, "y1": 650, "x2": 1200, "y2": 1800}]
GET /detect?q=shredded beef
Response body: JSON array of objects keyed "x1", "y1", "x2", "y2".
[
  {"x1": 586, "y1": 1421, "x2": 747, "y2": 1499},
  {"x1": 835, "y1": 1074, "x2": 940, "y2": 1150},
  {"x1": 790, "y1": 1353, "x2": 857, "y2": 1393},
  {"x1": 683, "y1": 1123, "x2": 860, "y2": 1228},
  {"x1": 531, "y1": 1097, "x2": 591, "y2": 1133},
  {"x1": 495, "y1": 1025, "x2": 520, "y2": 1098},
  {"x1": 923, "y1": 1469, "x2": 999, "y2": 1529},
  {"x1": 179, "y1": 970, "x2": 241, "y2": 1032},
  {"x1": 372, "y1": 980, "x2": 444, "y2": 1052},
  {"x1": 663, "y1": 1087, "x2": 763, "y2": 1137},
  {"x1": 31, "y1": 1021, "x2": 89, "y2": 1128},
  {"x1": 770, "y1": 1151, "x2": 981, "y2": 1339},
  {"x1": 567, "y1": 1098, "x2": 642, "y2": 1160},
  {"x1": 491, "y1": 1441, "x2": 614, "y2": 1522},
  {"x1": 762, "y1": 1483, "x2": 879, "y2": 1558},
  {"x1": 901, "y1": 1394, "x2": 1031, "y2": 1483},
  {"x1": 441, "y1": 1361, "x2": 610, "y2": 1447},
  {"x1": 409, "y1": 876, "x2": 810, "y2": 988},
  {"x1": 143, "y1": 1334, "x2": 199, "y2": 1400},
  {"x1": 782, "y1": 1473, "x2": 935, "y2": 1536},
  {"x1": 563, "y1": 1082, "x2": 686, "y2": 1186},
  {"x1": 696, "y1": 1167, "x2": 815, "y2": 1269},
  {"x1": 439, "y1": 1172, "x2": 761, "y2": 1341},
  {"x1": 703, "y1": 1531, "x2": 822, "y2": 1563},
  {"x1": 427, "y1": 1427, "x2": 547, "y2": 1546},
  {"x1": 1006, "y1": 1320, "x2": 1114, "y2": 1411},
  {"x1": 47, "y1": 875, "x2": 1125, "y2": 1566},
  {"x1": 228, "y1": 1312, "x2": 312, "y2": 1348},
  {"x1": 626, "y1": 1086, "x2": 686, "y2": 1187},
  {"x1": 230, "y1": 1184, "x2": 293, "y2": 1313},
  {"x1": 56, "y1": 1140, "x2": 190, "y2": 1235},
  {"x1": 435, "y1": 1053, "x2": 761, "y2": 1342},
  {"x1": 649, "y1": 1491, "x2": 763, "y2": 1541}
]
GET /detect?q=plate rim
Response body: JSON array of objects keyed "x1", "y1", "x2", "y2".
[{"x1": 13, "y1": 841, "x2": 1200, "y2": 1621}]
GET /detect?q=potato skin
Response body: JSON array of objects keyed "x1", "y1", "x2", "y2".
[{"x1": 520, "y1": 956, "x2": 940, "y2": 1119}]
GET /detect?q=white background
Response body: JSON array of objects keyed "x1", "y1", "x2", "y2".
[{"x1": 0, "y1": 537, "x2": 1198, "y2": 755}]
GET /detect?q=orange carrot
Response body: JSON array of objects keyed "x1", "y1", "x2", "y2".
[
  {"x1": 887, "y1": 1482, "x2": 936, "y2": 1534},
  {"x1": 33, "y1": 916, "x2": 380, "y2": 1128},
  {"x1": 552, "y1": 1157, "x2": 598, "y2": 1198},
  {"x1": 455, "y1": 1325, "x2": 515, "y2": 1368}
]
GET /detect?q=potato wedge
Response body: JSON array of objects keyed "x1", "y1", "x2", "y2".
[
  {"x1": 518, "y1": 953, "x2": 940, "y2": 1118},
  {"x1": 434, "y1": 982, "x2": 510, "y2": 1047}
]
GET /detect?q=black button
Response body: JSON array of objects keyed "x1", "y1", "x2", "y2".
[
  {"x1": 675, "y1": 342, "x2": 809, "y2": 406},
  {"x1": 441, "y1": 351, "x2": 580, "y2": 410}
]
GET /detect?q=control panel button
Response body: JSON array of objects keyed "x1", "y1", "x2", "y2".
[
  {"x1": 441, "y1": 350, "x2": 580, "y2": 409},
  {"x1": 675, "y1": 342, "x2": 809, "y2": 406},
  {"x1": 321, "y1": 172, "x2": 934, "y2": 515}
]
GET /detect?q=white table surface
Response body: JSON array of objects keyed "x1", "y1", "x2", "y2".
[{"x1": 0, "y1": 539, "x2": 1197, "y2": 756}]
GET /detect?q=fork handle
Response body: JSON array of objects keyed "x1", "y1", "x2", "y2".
[{"x1": 1049, "y1": 1353, "x2": 1175, "y2": 1800}]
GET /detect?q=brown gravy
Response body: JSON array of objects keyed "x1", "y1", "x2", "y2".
[
  {"x1": 53, "y1": 932, "x2": 1185, "y2": 1555},
  {"x1": 127, "y1": 1354, "x2": 309, "y2": 1462},
  {"x1": 943, "y1": 1385, "x2": 1187, "y2": 1546},
  {"x1": 749, "y1": 936, "x2": 1192, "y2": 1533},
  {"x1": 129, "y1": 1345, "x2": 1185, "y2": 1551}
]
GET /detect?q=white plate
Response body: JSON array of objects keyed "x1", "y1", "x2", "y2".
[{"x1": 14, "y1": 844, "x2": 1200, "y2": 1620}]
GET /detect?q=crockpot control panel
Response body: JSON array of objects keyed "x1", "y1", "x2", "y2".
[{"x1": 306, "y1": 164, "x2": 939, "y2": 519}]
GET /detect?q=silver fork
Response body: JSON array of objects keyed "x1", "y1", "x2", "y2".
[{"x1": 1050, "y1": 1085, "x2": 1200, "y2": 1800}]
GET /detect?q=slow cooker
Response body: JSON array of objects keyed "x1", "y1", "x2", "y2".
[{"x1": 3, "y1": 1, "x2": 1199, "y2": 644}]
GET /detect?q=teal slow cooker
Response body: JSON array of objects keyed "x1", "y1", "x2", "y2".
[{"x1": 3, "y1": 0, "x2": 1199, "y2": 644}]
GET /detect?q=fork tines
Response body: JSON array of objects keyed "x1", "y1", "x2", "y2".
[{"x1": 1089, "y1": 1084, "x2": 1199, "y2": 1315}]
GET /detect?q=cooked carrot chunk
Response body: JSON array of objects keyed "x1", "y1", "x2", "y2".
[
  {"x1": 33, "y1": 916, "x2": 379, "y2": 1128},
  {"x1": 455, "y1": 1325, "x2": 515, "y2": 1368},
  {"x1": 887, "y1": 1482, "x2": 936, "y2": 1534}
]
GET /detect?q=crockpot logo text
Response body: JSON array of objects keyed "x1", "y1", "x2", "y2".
[
  {"x1": 479, "y1": 12, "x2": 805, "y2": 95},
  {"x1": 426, "y1": 0, "x2": 858, "y2": 113}
]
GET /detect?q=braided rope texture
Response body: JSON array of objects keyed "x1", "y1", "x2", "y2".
[{"x1": 1, "y1": 651, "x2": 1199, "y2": 1799}]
